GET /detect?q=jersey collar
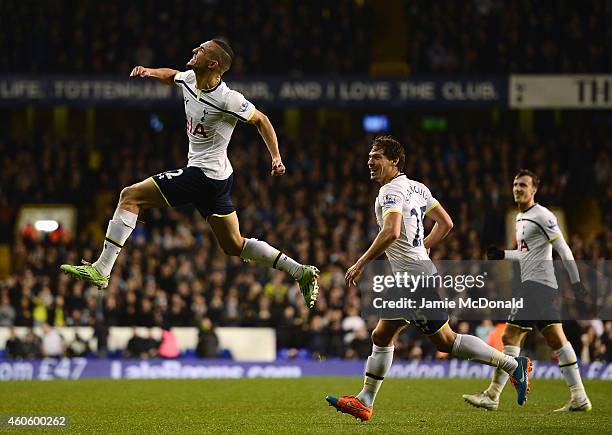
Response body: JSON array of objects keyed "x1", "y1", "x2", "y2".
[
  {"x1": 522, "y1": 203, "x2": 538, "y2": 213},
  {"x1": 201, "y1": 79, "x2": 223, "y2": 93}
]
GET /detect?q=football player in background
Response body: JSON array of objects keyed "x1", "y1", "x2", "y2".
[{"x1": 463, "y1": 169, "x2": 592, "y2": 412}]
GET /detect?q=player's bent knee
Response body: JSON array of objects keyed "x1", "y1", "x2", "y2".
[
  {"x1": 220, "y1": 237, "x2": 244, "y2": 257},
  {"x1": 435, "y1": 334, "x2": 455, "y2": 353},
  {"x1": 502, "y1": 330, "x2": 523, "y2": 346},
  {"x1": 119, "y1": 185, "x2": 139, "y2": 207},
  {"x1": 545, "y1": 335, "x2": 565, "y2": 350},
  {"x1": 371, "y1": 328, "x2": 393, "y2": 347}
]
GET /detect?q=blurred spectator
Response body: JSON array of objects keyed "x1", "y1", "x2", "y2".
[
  {"x1": 196, "y1": 318, "x2": 219, "y2": 358},
  {"x1": 21, "y1": 329, "x2": 42, "y2": 359},
  {"x1": 346, "y1": 326, "x2": 372, "y2": 359},
  {"x1": 603, "y1": 321, "x2": 612, "y2": 362},
  {"x1": 125, "y1": 327, "x2": 151, "y2": 359},
  {"x1": 143, "y1": 329, "x2": 160, "y2": 358},
  {"x1": 486, "y1": 323, "x2": 506, "y2": 352},
  {"x1": 159, "y1": 327, "x2": 180, "y2": 359},
  {"x1": 94, "y1": 314, "x2": 109, "y2": 358},
  {"x1": 67, "y1": 332, "x2": 90, "y2": 357},
  {"x1": 0, "y1": 295, "x2": 16, "y2": 326},
  {"x1": 5, "y1": 327, "x2": 22, "y2": 359},
  {"x1": 342, "y1": 307, "x2": 366, "y2": 344},
  {"x1": 41, "y1": 323, "x2": 65, "y2": 358},
  {"x1": 308, "y1": 315, "x2": 328, "y2": 359},
  {"x1": 475, "y1": 320, "x2": 495, "y2": 343}
]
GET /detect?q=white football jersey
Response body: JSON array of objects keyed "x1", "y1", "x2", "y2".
[
  {"x1": 174, "y1": 70, "x2": 256, "y2": 180},
  {"x1": 514, "y1": 203, "x2": 563, "y2": 288},
  {"x1": 375, "y1": 174, "x2": 439, "y2": 275}
]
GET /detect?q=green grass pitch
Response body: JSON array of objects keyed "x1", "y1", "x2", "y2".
[{"x1": 1, "y1": 378, "x2": 610, "y2": 433}]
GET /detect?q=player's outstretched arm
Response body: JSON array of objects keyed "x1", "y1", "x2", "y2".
[
  {"x1": 129, "y1": 66, "x2": 179, "y2": 86},
  {"x1": 247, "y1": 109, "x2": 285, "y2": 177},
  {"x1": 423, "y1": 203, "x2": 453, "y2": 250},
  {"x1": 552, "y1": 236, "x2": 589, "y2": 301},
  {"x1": 552, "y1": 236, "x2": 582, "y2": 283},
  {"x1": 345, "y1": 212, "x2": 401, "y2": 286}
]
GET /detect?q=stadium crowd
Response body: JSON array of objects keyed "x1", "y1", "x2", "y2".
[
  {"x1": 2, "y1": 0, "x2": 609, "y2": 75},
  {"x1": 1, "y1": 123, "x2": 610, "y2": 361},
  {"x1": 406, "y1": 0, "x2": 610, "y2": 73},
  {"x1": 1, "y1": 0, "x2": 371, "y2": 75}
]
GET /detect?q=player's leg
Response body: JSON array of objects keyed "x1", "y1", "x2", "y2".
[
  {"x1": 326, "y1": 319, "x2": 407, "y2": 421},
  {"x1": 480, "y1": 323, "x2": 527, "y2": 404},
  {"x1": 429, "y1": 323, "x2": 531, "y2": 405},
  {"x1": 429, "y1": 323, "x2": 518, "y2": 372},
  {"x1": 541, "y1": 323, "x2": 592, "y2": 412},
  {"x1": 207, "y1": 212, "x2": 319, "y2": 307},
  {"x1": 61, "y1": 177, "x2": 167, "y2": 287},
  {"x1": 356, "y1": 319, "x2": 407, "y2": 406},
  {"x1": 95, "y1": 178, "x2": 167, "y2": 274}
]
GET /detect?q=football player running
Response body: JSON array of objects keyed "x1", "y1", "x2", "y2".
[{"x1": 325, "y1": 136, "x2": 532, "y2": 422}]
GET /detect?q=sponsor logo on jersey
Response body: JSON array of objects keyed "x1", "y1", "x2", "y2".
[{"x1": 186, "y1": 117, "x2": 207, "y2": 138}]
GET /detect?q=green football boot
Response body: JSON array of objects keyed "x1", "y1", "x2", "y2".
[
  {"x1": 60, "y1": 260, "x2": 109, "y2": 289},
  {"x1": 298, "y1": 265, "x2": 320, "y2": 309}
]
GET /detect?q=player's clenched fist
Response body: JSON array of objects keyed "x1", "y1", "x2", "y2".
[
  {"x1": 271, "y1": 158, "x2": 286, "y2": 176},
  {"x1": 130, "y1": 66, "x2": 150, "y2": 78}
]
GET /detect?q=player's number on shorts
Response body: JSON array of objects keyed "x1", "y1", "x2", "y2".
[
  {"x1": 410, "y1": 206, "x2": 427, "y2": 247},
  {"x1": 157, "y1": 169, "x2": 184, "y2": 180}
]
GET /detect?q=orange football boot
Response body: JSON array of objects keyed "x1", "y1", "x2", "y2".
[{"x1": 325, "y1": 395, "x2": 372, "y2": 422}]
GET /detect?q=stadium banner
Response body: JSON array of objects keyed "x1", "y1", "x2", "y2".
[
  {"x1": 0, "y1": 76, "x2": 506, "y2": 108},
  {"x1": 0, "y1": 358, "x2": 611, "y2": 381},
  {"x1": 510, "y1": 75, "x2": 612, "y2": 109},
  {"x1": 358, "y1": 260, "x2": 611, "y2": 322}
]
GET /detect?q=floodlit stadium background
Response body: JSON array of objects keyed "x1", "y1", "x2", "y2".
[{"x1": 0, "y1": 1, "x2": 610, "y2": 382}]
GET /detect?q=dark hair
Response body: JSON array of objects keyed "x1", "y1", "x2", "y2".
[
  {"x1": 211, "y1": 38, "x2": 234, "y2": 73},
  {"x1": 371, "y1": 135, "x2": 406, "y2": 171},
  {"x1": 515, "y1": 169, "x2": 539, "y2": 188}
]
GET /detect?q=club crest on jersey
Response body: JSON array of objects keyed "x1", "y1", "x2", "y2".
[{"x1": 382, "y1": 194, "x2": 400, "y2": 207}]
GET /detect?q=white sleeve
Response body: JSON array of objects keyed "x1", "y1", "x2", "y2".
[
  {"x1": 225, "y1": 89, "x2": 256, "y2": 122},
  {"x1": 422, "y1": 185, "x2": 439, "y2": 215},
  {"x1": 539, "y1": 209, "x2": 563, "y2": 242},
  {"x1": 173, "y1": 70, "x2": 194, "y2": 86},
  {"x1": 552, "y1": 237, "x2": 580, "y2": 284},
  {"x1": 504, "y1": 250, "x2": 521, "y2": 261},
  {"x1": 378, "y1": 183, "x2": 406, "y2": 217}
]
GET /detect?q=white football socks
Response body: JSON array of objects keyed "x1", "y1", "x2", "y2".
[
  {"x1": 356, "y1": 345, "x2": 394, "y2": 407},
  {"x1": 555, "y1": 342, "x2": 587, "y2": 400},
  {"x1": 240, "y1": 238, "x2": 303, "y2": 279},
  {"x1": 485, "y1": 345, "x2": 520, "y2": 400},
  {"x1": 94, "y1": 208, "x2": 137, "y2": 276},
  {"x1": 452, "y1": 334, "x2": 518, "y2": 374}
]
